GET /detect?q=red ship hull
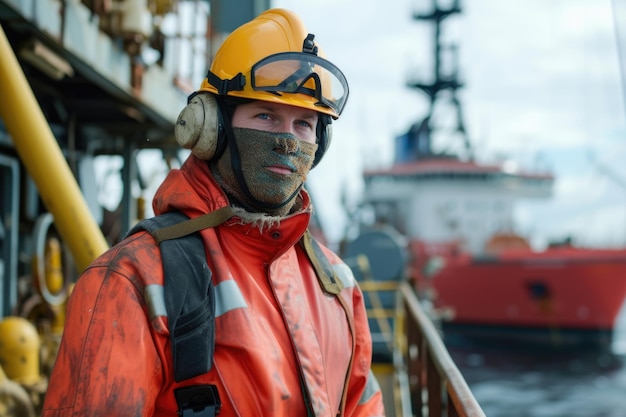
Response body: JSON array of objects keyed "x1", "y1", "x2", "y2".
[{"x1": 414, "y1": 244, "x2": 626, "y2": 348}]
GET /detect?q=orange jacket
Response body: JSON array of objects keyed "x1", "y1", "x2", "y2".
[{"x1": 42, "y1": 155, "x2": 385, "y2": 417}]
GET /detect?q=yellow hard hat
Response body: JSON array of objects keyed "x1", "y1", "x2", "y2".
[
  {"x1": 0, "y1": 317, "x2": 41, "y2": 385},
  {"x1": 198, "y1": 8, "x2": 349, "y2": 119}
]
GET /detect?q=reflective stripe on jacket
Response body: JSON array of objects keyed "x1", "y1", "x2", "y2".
[{"x1": 42, "y1": 155, "x2": 385, "y2": 417}]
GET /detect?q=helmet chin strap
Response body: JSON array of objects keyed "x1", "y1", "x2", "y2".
[{"x1": 220, "y1": 111, "x2": 303, "y2": 212}]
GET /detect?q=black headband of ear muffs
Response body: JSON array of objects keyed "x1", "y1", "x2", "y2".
[{"x1": 313, "y1": 114, "x2": 332, "y2": 168}]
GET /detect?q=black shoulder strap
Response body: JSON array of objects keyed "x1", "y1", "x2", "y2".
[{"x1": 127, "y1": 208, "x2": 233, "y2": 384}]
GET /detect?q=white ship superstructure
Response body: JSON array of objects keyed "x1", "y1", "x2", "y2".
[{"x1": 362, "y1": 158, "x2": 553, "y2": 254}]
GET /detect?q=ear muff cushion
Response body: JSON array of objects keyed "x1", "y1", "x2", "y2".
[{"x1": 175, "y1": 93, "x2": 221, "y2": 160}]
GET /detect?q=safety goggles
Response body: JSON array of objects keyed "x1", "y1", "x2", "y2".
[{"x1": 250, "y1": 52, "x2": 349, "y2": 116}]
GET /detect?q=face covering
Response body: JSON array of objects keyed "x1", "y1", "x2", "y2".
[{"x1": 212, "y1": 127, "x2": 318, "y2": 216}]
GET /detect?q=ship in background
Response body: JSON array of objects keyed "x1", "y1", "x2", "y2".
[{"x1": 349, "y1": 0, "x2": 626, "y2": 350}]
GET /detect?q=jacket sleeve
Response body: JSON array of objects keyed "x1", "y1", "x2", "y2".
[
  {"x1": 344, "y1": 274, "x2": 386, "y2": 416},
  {"x1": 41, "y1": 256, "x2": 163, "y2": 417}
]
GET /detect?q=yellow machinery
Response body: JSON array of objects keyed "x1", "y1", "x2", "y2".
[
  {"x1": 0, "y1": 0, "x2": 194, "y2": 413},
  {"x1": 0, "y1": 20, "x2": 107, "y2": 415},
  {"x1": 0, "y1": 23, "x2": 109, "y2": 277}
]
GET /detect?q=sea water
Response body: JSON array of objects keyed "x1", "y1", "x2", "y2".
[{"x1": 447, "y1": 302, "x2": 626, "y2": 417}]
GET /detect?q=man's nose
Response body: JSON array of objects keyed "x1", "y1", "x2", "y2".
[{"x1": 273, "y1": 135, "x2": 299, "y2": 154}]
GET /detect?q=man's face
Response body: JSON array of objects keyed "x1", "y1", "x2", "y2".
[{"x1": 213, "y1": 101, "x2": 319, "y2": 215}]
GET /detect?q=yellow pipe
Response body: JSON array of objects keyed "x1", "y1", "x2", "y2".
[{"x1": 0, "y1": 24, "x2": 109, "y2": 272}]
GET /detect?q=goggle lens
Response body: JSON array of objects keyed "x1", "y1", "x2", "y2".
[{"x1": 251, "y1": 52, "x2": 349, "y2": 116}]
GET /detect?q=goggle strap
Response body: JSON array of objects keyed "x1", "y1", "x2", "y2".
[{"x1": 206, "y1": 70, "x2": 246, "y2": 95}]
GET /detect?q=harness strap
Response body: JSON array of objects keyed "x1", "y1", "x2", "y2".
[
  {"x1": 152, "y1": 206, "x2": 234, "y2": 243},
  {"x1": 127, "y1": 207, "x2": 234, "y2": 383}
]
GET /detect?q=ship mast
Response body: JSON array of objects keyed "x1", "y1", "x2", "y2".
[{"x1": 402, "y1": 0, "x2": 473, "y2": 161}]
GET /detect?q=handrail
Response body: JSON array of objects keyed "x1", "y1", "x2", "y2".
[{"x1": 399, "y1": 282, "x2": 486, "y2": 417}]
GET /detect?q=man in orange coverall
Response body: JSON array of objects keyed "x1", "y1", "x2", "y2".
[{"x1": 42, "y1": 7, "x2": 385, "y2": 417}]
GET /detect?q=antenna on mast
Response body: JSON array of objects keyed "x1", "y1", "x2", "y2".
[{"x1": 401, "y1": 0, "x2": 473, "y2": 161}]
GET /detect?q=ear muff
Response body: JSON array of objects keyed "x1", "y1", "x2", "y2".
[
  {"x1": 175, "y1": 92, "x2": 225, "y2": 160},
  {"x1": 312, "y1": 115, "x2": 332, "y2": 168}
]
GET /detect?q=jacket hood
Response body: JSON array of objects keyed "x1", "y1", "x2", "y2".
[{"x1": 152, "y1": 155, "x2": 230, "y2": 217}]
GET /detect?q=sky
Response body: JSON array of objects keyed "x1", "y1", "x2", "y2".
[{"x1": 269, "y1": 0, "x2": 626, "y2": 249}]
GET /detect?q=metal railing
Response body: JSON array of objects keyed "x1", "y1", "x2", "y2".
[{"x1": 398, "y1": 282, "x2": 486, "y2": 417}]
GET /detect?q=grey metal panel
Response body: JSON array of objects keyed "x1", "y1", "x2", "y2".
[
  {"x1": 210, "y1": 0, "x2": 270, "y2": 33},
  {"x1": 0, "y1": 154, "x2": 19, "y2": 316}
]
